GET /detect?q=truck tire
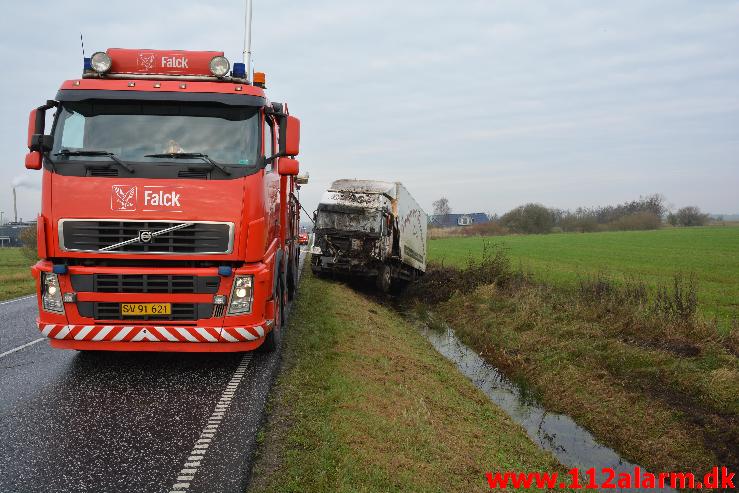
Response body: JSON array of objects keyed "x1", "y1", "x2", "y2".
[
  {"x1": 287, "y1": 261, "x2": 295, "y2": 301},
  {"x1": 287, "y1": 247, "x2": 299, "y2": 300},
  {"x1": 259, "y1": 282, "x2": 284, "y2": 353},
  {"x1": 376, "y1": 265, "x2": 392, "y2": 293}
]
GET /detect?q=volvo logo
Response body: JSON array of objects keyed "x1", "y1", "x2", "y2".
[{"x1": 99, "y1": 222, "x2": 195, "y2": 252}]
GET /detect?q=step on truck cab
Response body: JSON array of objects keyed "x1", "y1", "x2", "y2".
[{"x1": 24, "y1": 48, "x2": 303, "y2": 352}]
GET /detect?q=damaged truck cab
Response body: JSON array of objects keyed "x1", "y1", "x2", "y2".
[{"x1": 311, "y1": 180, "x2": 427, "y2": 292}]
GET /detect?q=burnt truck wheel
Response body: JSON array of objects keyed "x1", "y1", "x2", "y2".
[
  {"x1": 376, "y1": 265, "x2": 392, "y2": 293},
  {"x1": 259, "y1": 282, "x2": 284, "y2": 353}
]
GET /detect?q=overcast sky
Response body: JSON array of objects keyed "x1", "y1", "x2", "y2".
[{"x1": 2, "y1": 0, "x2": 738, "y2": 222}]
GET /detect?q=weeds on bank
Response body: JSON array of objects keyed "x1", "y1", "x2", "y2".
[
  {"x1": 407, "y1": 242, "x2": 737, "y2": 356},
  {"x1": 403, "y1": 242, "x2": 739, "y2": 473}
]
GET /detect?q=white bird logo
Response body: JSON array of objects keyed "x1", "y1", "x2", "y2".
[
  {"x1": 112, "y1": 185, "x2": 137, "y2": 211},
  {"x1": 138, "y1": 53, "x2": 155, "y2": 71}
]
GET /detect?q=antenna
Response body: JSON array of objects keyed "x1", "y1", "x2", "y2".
[
  {"x1": 243, "y1": 0, "x2": 253, "y2": 82},
  {"x1": 80, "y1": 33, "x2": 85, "y2": 58}
]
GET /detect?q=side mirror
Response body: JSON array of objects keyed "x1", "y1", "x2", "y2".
[
  {"x1": 26, "y1": 100, "x2": 57, "y2": 169},
  {"x1": 278, "y1": 157, "x2": 299, "y2": 177},
  {"x1": 279, "y1": 115, "x2": 300, "y2": 157},
  {"x1": 25, "y1": 151, "x2": 42, "y2": 170},
  {"x1": 27, "y1": 109, "x2": 38, "y2": 148}
]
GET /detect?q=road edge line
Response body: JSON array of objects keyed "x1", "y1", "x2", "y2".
[
  {"x1": 168, "y1": 353, "x2": 253, "y2": 492},
  {"x1": 0, "y1": 337, "x2": 45, "y2": 359},
  {"x1": 0, "y1": 294, "x2": 35, "y2": 306}
]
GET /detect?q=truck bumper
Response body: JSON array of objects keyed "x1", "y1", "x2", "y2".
[
  {"x1": 311, "y1": 255, "x2": 379, "y2": 277},
  {"x1": 31, "y1": 259, "x2": 277, "y2": 353},
  {"x1": 37, "y1": 321, "x2": 273, "y2": 352}
]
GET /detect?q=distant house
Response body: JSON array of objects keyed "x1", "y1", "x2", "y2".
[
  {"x1": 429, "y1": 213, "x2": 489, "y2": 228},
  {"x1": 0, "y1": 221, "x2": 36, "y2": 247}
]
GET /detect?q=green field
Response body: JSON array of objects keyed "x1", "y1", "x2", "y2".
[
  {"x1": 428, "y1": 226, "x2": 739, "y2": 322},
  {"x1": 0, "y1": 248, "x2": 35, "y2": 301}
]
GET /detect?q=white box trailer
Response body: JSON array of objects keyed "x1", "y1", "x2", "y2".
[{"x1": 311, "y1": 179, "x2": 427, "y2": 291}]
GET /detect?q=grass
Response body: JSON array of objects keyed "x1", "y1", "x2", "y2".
[
  {"x1": 0, "y1": 248, "x2": 35, "y2": 301},
  {"x1": 404, "y1": 249, "x2": 739, "y2": 479},
  {"x1": 428, "y1": 226, "x2": 739, "y2": 323},
  {"x1": 249, "y1": 269, "x2": 577, "y2": 493}
]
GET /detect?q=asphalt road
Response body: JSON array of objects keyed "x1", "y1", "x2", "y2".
[{"x1": 0, "y1": 255, "x2": 304, "y2": 493}]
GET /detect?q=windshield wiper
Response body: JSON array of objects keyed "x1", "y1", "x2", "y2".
[
  {"x1": 145, "y1": 152, "x2": 231, "y2": 176},
  {"x1": 54, "y1": 149, "x2": 135, "y2": 173}
]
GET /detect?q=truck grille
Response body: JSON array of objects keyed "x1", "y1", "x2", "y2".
[
  {"x1": 60, "y1": 220, "x2": 233, "y2": 254},
  {"x1": 69, "y1": 274, "x2": 220, "y2": 294}
]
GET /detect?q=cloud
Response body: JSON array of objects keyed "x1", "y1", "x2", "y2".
[{"x1": 0, "y1": 0, "x2": 737, "y2": 220}]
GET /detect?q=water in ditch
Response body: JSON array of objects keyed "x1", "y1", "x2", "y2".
[{"x1": 420, "y1": 324, "x2": 678, "y2": 492}]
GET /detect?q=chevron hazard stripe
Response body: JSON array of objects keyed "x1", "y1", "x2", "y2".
[{"x1": 38, "y1": 324, "x2": 268, "y2": 343}]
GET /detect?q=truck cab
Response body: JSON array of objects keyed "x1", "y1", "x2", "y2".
[
  {"x1": 311, "y1": 180, "x2": 426, "y2": 292},
  {"x1": 25, "y1": 49, "x2": 303, "y2": 352}
]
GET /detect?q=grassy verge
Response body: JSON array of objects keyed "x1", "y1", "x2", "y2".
[
  {"x1": 428, "y1": 226, "x2": 739, "y2": 323},
  {"x1": 249, "y1": 269, "x2": 576, "y2": 493},
  {"x1": 0, "y1": 248, "x2": 35, "y2": 301},
  {"x1": 405, "y1": 250, "x2": 739, "y2": 479}
]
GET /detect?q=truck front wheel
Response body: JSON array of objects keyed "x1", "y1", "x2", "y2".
[
  {"x1": 376, "y1": 265, "x2": 392, "y2": 293},
  {"x1": 258, "y1": 281, "x2": 284, "y2": 353}
]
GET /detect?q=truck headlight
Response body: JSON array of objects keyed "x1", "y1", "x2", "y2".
[
  {"x1": 228, "y1": 275, "x2": 253, "y2": 315},
  {"x1": 42, "y1": 273, "x2": 65, "y2": 314}
]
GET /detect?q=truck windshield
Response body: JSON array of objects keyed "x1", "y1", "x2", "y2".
[
  {"x1": 51, "y1": 101, "x2": 260, "y2": 167},
  {"x1": 316, "y1": 209, "x2": 383, "y2": 234}
]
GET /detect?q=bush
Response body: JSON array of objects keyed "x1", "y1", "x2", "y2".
[
  {"x1": 668, "y1": 206, "x2": 711, "y2": 227},
  {"x1": 606, "y1": 211, "x2": 661, "y2": 231},
  {"x1": 458, "y1": 221, "x2": 510, "y2": 237},
  {"x1": 19, "y1": 226, "x2": 38, "y2": 261},
  {"x1": 405, "y1": 243, "x2": 520, "y2": 304},
  {"x1": 500, "y1": 203, "x2": 555, "y2": 234}
]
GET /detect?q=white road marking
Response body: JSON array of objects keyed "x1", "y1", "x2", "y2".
[
  {"x1": 0, "y1": 295, "x2": 35, "y2": 306},
  {"x1": 0, "y1": 337, "x2": 45, "y2": 359},
  {"x1": 168, "y1": 354, "x2": 252, "y2": 492}
]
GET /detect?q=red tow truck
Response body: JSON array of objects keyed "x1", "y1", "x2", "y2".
[{"x1": 24, "y1": 48, "x2": 303, "y2": 352}]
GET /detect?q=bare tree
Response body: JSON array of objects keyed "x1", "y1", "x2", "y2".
[
  {"x1": 667, "y1": 206, "x2": 711, "y2": 227},
  {"x1": 432, "y1": 197, "x2": 451, "y2": 217}
]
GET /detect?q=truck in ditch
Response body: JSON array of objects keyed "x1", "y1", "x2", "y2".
[{"x1": 311, "y1": 180, "x2": 427, "y2": 291}]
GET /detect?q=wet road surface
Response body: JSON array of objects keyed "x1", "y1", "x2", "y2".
[{"x1": 0, "y1": 258, "x2": 302, "y2": 493}]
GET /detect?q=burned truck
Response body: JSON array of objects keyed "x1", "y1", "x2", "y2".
[{"x1": 311, "y1": 180, "x2": 427, "y2": 291}]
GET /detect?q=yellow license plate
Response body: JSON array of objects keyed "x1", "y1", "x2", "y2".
[{"x1": 121, "y1": 303, "x2": 171, "y2": 316}]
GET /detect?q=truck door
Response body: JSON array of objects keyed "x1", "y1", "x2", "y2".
[{"x1": 263, "y1": 115, "x2": 280, "y2": 249}]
